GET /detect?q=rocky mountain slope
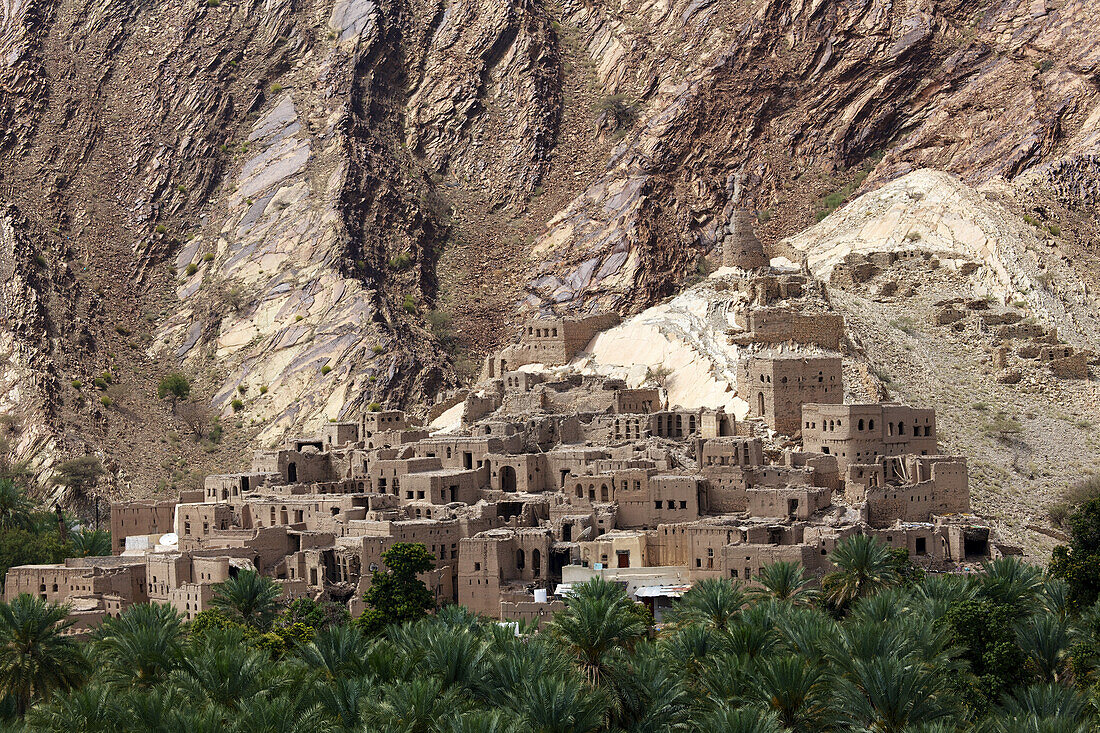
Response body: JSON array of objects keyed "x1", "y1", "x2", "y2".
[{"x1": 0, "y1": 0, "x2": 1098, "y2": 540}]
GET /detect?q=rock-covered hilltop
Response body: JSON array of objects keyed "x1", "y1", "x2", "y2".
[{"x1": 0, "y1": 0, "x2": 1097, "y2": 515}]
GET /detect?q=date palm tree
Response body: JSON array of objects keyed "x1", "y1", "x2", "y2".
[
  {"x1": 296, "y1": 624, "x2": 371, "y2": 680},
  {"x1": 747, "y1": 654, "x2": 831, "y2": 730},
  {"x1": 24, "y1": 683, "x2": 115, "y2": 731},
  {"x1": 665, "y1": 578, "x2": 746, "y2": 631},
  {"x1": 363, "y1": 677, "x2": 464, "y2": 733},
  {"x1": 750, "y1": 561, "x2": 819, "y2": 606},
  {"x1": 698, "y1": 706, "x2": 783, "y2": 733},
  {"x1": 822, "y1": 535, "x2": 899, "y2": 611},
  {"x1": 831, "y1": 655, "x2": 962, "y2": 733},
  {"x1": 986, "y1": 683, "x2": 1093, "y2": 732},
  {"x1": 508, "y1": 674, "x2": 608, "y2": 733},
  {"x1": 549, "y1": 577, "x2": 647, "y2": 685},
  {"x1": 605, "y1": 650, "x2": 691, "y2": 732},
  {"x1": 0, "y1": 479, "x2": 34, "y2": 531},
  {"x1": 0, "y1": 595, "x2": 84, "y2": 716},
  {"x1": 92, "y1": 602, "x2": 183, "y2": 687},
  {"x1": 69, "y1": 528, "x2": 111, "y2": 558},
  {"x1": 1016, "y1": 613, "x2": 1071, "y2": 683},
  {"x1": 209, "y1": 569, "x2": 282, "y2": 628},
  {"x1": 169, "y1": 629, "x2": 288, "y2": 712},
  {"x1": 314, "y1": 675, "x2": 375, "y2": 731},
  {"x1": 438, "y1": 708, "x2": 520, "y2": 733},
  {"x1": 232, "y1": 691, "x2": 334, "y2": 733},
  {"x1": 977, "y1": 557, "x2": 1045, "y2": 614}
]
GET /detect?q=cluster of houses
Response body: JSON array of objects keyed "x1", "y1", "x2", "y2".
[{"x1": 4, "y1": 263, "x2": 1017, "y2": 629}]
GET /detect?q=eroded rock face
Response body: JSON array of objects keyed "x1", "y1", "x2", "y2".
[
  {"x1": 0, "y1": 0, "x2": 567, "y2": 484},
  {"x1": 523, "y1": 0, "x2": 1100, "y2": 314},
  {"x1": 0, "y1": 0, "x2": 1098, "y2": 501}
]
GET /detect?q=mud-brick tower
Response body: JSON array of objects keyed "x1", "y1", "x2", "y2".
[{"x1": 723, "y1": 210, "x2": 768, "y2": 270}]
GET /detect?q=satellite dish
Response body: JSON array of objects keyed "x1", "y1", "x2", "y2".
[{"x1": 159, "y1": 533, "x2": 179, "y2": 546}]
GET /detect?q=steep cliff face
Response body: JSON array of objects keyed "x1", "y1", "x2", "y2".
[
  {"x1": 524, "y1": 0, "x2": 1100, "y2": 313},
  {"x1": 0, "y1": 0, "x2": 570, "y2": 493},
  {"x1": 0, "y1": 0, "x2": 1097, "y2": 508}
]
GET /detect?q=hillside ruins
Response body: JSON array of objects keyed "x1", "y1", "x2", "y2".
[{"x1": 5, "y1": 243, "x2": 1026, "y2": 630}]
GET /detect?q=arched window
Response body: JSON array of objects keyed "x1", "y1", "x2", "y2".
[
  {"x1": 858, "y1": 419, "x2": 865, "y2": 430},
  {"x1": 516, "y1": 549, "x2": 525, "y2": 570},
  {"x1": 532, "y1": 549, "x2": 541, "y2": 577}
]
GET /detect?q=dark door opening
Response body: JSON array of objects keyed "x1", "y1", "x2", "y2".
[
  {"x1": 500, "y1": 465, "x2": 517, "y2": 492},
  {"x1": 287, "y1": 462, "x2": 298, "y2": 483}
]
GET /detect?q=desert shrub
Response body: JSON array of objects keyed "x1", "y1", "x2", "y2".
[
  {"x1": 218, "y1": 284, "x2": 248, "y2": 312},
  {"x1": 593, "y1": 94, "x2": 639, "y2": 131},
  {"x1": 177, "y1": 400, "x2": 212, "y2": 440},
  {"x1": 231, "y1": 399, "x2": 244, "y2": 412}
]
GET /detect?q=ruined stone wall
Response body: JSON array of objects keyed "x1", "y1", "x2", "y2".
[
  {"x1": 701, "y1": 468, "x2": 750, "y2": 513},
  {"x1": 614, "y1": 388, "x2": 662, "y2": 414},
  {"x1": 745, "y1": 486, "x2": 830, "y2": 520},
  {"x1": 732, "y1": 308, "x2": 845, "y2": 349},
  {"x1": 110, "y1": 501, "x2": 177, "y2": 554}
]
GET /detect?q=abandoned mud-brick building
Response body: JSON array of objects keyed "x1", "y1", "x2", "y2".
[
  {"x1": 801, "y1": 403, "x2": 937, "y2": 473},
  {"x1": 745, "y1": 355, "x2": 843, "y2": 434}
]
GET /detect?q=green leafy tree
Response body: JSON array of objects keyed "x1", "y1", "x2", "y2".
[
  {"x1": 54, "y1": 456, "x2": 104, "y2": 501},
  {"x1": 157, "y1": 373, "x2": 191, "y2": 412},
  {"x1": 0, "y1": 595, "x2": 85, "y2": 716},
  {"x1": 945, "y1": 599, "x2": 1027, "y2": 714},
  {"x1": 0, "y1": 524, "x2": 70, "y2": 593},
  {"x1": 1051, "y1": 497, "x2": 1100, "y2": 610},
  {"x1": 355, "y1": 543, "x2": 436, "y2": 636},
  {"x1": 209, "y1": 570, "x2": 283, "y2": 629}
]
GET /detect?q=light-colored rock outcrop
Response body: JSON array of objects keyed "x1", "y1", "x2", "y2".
[{"x1": 781, "y1": 169, "x2": 1100, "y2": 351}]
